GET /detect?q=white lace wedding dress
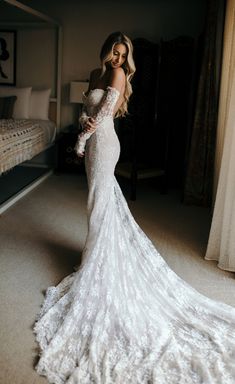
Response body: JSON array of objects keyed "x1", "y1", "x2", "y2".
[{"x1": 34, "y1": 87, "x2": 235, "y2": 384}]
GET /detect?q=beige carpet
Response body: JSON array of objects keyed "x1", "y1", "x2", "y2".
[{"x1": 0, "y1": 173, "x2": 235, "y2": 384}]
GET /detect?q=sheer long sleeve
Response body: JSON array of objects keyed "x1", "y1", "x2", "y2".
[
  {"x1": 78, "y1": 104, "x2": 89, "y2": 128},
  {"x1": 74, "y1": 86, "x2": 120, "y2": 156},
  {"x1": 92, "y1": 86, "x2": 120, "y2": 124}
]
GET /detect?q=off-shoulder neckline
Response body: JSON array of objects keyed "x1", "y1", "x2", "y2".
[{"x1": 83, "y1": 86, "x2": 120, "y2": 98}]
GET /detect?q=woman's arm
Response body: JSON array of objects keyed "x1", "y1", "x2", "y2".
[
  {"x1": 75, "y1": 68, "x2": 125, "y2": 157},
  {"x1": 74, "y1": 70, "x2": 96, "y2": 156},
  {"x1": 74, "y1": 86, "x2": 120, "y2": 157},
  {"x1": 78, "y1": 104, "x2": 89, "y2": 128},
  {"x1": 78, "y1": 69, "x2": 97, "y2": 129}
]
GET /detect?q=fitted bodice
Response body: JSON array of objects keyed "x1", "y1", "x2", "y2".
[{"x1": 83, "y1": 89, "x2": 105, "y2": 116}]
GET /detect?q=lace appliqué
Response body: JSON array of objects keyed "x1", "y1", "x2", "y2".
[
  {"x1": 74, "y1": 87, "x2": 119, "y2": 156},
  {"x1": 34, "y1": 86, "x2": 235, "y2": 384}
]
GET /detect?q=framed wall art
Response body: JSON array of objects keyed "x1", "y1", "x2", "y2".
[{"x1": 0, "y1": 30, "x2": 16, "y2": 86}]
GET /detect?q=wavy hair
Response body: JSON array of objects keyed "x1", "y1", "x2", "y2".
[{"x1": 100, "y1": 31, "x2": 136, "y2": 117}]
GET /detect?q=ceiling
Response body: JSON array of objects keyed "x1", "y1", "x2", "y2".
[{"x1": 0, "y1": 0, "x2": 57, "y2": 24}]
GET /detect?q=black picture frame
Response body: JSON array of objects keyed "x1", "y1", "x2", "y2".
[{"x1": 0, "y1": 30, "x2": 16, "y2": 86}]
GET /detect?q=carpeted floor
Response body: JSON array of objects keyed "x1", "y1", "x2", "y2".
[{"x1": 0, "y1": 173, "x2": 235, "y2": 384}]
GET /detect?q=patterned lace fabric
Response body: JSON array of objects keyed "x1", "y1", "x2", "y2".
[
  {"x1": 34, "y1": 88, "x2": 235, "y2": 384},
  {"x1": 75, "y1": 87, "x2": 120, "y2": 156}
]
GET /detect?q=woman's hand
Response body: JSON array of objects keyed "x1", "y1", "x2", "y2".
[
  {"x1": 83, "y1": 117, "x2": 96, "y2": 133},
  {"x1": 74, "y1": 117, "x2": 97, "y2": 158},
  {"x1": 74, "y1": 139, "x2": 85, "y2": 158}
]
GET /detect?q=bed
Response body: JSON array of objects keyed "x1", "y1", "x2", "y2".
[
  {"x1": 0, "y1": 87, "x2": 57, "y2": 175},
  {"x1": 0, "y1": 118, "x2": 56, "y2": 174},
  {"x1": 0, "y1": 1, "x2": 62, "y2": 214},
  {"x1": 0, "y1": 88, "x2": 58, "y2": 214}
]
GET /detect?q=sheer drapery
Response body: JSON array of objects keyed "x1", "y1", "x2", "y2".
[{"x1": 205, "y1": 0, "x2": 235, "y2": 271}]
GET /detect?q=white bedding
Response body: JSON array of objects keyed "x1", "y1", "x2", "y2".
[
  {"x1": 28, "y1": 119, "x2": 57, "y2": 143},
  {"x1": 0, "y1": 119, "x2": 57, "y2": 175}
]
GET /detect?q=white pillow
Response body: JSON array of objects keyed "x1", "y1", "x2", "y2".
[
  {"x1": 29, "y1": 89, "x2": 51, "y2": 120},
  {"x1": 0, "y1": 86, "x2": 32, "y2": 119}
]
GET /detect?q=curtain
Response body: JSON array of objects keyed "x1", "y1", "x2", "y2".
[
  {"x1": 183, "y1": 0, "x2": 225, "y2": 206},
  {"x1": 205, "y1": 0, "x2": 235, "y2": 271}
]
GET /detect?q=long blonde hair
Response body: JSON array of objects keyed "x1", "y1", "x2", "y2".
[{"x1": 100, "y1": 31, "x2": 136, "y2": 117}]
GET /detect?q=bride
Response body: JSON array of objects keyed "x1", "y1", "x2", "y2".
[{"x1": 34, "y1": 31, "x2": 235, "y2": 384}]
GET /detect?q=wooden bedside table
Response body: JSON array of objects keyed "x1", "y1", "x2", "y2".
[{"x1": 57, "y1": 126, "x2": 85, "y2": 173}]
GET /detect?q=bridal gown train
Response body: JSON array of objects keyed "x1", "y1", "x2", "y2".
[{"x1": 34, "y1": 87, "x2": 235, "y2": 384}]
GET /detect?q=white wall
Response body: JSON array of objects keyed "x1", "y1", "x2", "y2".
[
  {"x1": 20, "y1": 0, "x2": 206, "y2": 128},
  {"x1": 16, "y1": 28, "x2": 56, "y2": 96}
]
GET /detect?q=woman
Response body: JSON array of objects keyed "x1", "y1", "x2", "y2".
[{"x1": 34, "y1": 32, "x2": 235, "y2": 384}]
